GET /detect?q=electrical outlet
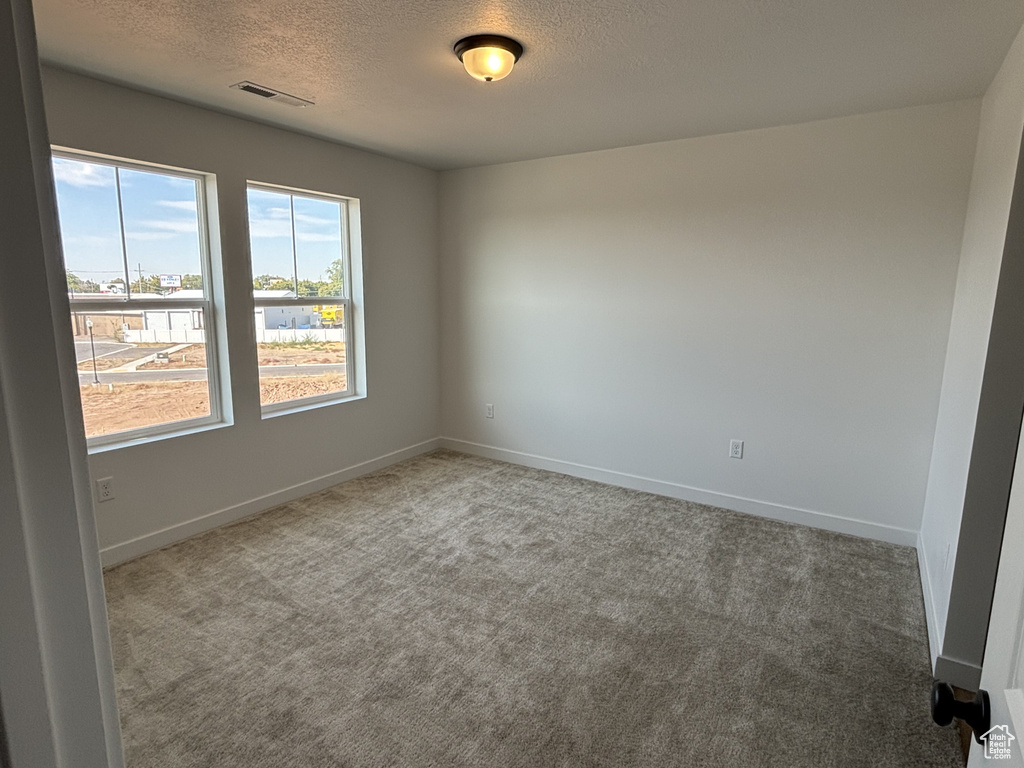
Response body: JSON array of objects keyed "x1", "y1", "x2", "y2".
[
  {"x1": 729, "y1": 440, "x2": 744, "y2": 459},
  {"x1": 485, "y1": 403, "x2": 494, "y2": 419},
  {"x1": 96, "y1": 476, "x2": 115, "y2": 503}
]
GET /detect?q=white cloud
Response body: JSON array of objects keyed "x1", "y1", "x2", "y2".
[
  {"x1": 52, "y1": 159, "x2": 113, "y2": 188},
  {"x1": 294, "y1": 212, "x2": 335, "y2": 226},
  {"x1": 249, "y1": 217, "x2": 292, "y2": 238},
  {"x1": 63, "y1": 234, "x2": 116, "y2": 247},
  {"x1": 157, "y1": 200, "x2": 198, "y2": 213},
  {"x1": 126, "y1": 232, "x2": 176, "y2": 241},
  {"x1": 139, "y1": 219, "x2": 198, "y2": 234},
  {"x1": 249, "y1": 205, "x2": 338, "y2": 238}
]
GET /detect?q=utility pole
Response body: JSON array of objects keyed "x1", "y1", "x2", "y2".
[{"x1": 138, "y1": 262, "x2": 144, "y2": 294}]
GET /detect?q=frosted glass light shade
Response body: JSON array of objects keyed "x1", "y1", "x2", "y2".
[
  {"x1": 461, "y1": 46, "x2": 515, "y2": 82},
  {"x1": 454, "y1": 35, "x2": 524, "y2": 83}
]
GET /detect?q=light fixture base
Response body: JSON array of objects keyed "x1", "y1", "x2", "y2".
[{"x1": 453, "y1": 34, "x2": 524, "y2": 63}]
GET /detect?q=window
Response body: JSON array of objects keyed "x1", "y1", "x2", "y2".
[
  {"x1": 246, "y1": 183, "x2": 358, "y2": 413},
  {"x1": 52, "y1": 150, "x2": 223, "y2": 446}
]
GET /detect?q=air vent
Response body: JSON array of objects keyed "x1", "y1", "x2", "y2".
[{"x1": 230, "y1": 81, "x2": 314, "y2": 108}]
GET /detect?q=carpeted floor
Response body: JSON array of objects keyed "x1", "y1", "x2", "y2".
[{"x1": 104, "y1": 449, "x2": 962, "y2": 767}]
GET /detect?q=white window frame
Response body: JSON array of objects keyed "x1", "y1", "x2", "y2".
[
  {"x1": 246, "y1": 181, "x2": 358, "y2": 415},
  {"x1": 53, "y1": 148, "x2": 225, "y2": 449}
]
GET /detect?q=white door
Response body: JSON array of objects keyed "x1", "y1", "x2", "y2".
[
  {"x1": 969, "y1": 411, "x2": 1024, "y2": 765},
  {"x1": 146, "y1": 310, "x2": 169, "y2": 331},
  {"x1": 169, "y1": 311, "x2": 191, "y2": 331}
]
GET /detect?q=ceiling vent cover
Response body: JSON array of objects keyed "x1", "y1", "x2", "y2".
[{"x1": 230, "y1": 81, "x2": 314, "y2": 108}]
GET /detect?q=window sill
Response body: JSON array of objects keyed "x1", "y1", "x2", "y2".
[
  {"x1": 87, "y1": 417, "x2": 231, "y2": 454},
  {"x1": 261, "y1": 391, "x2": 366, "y2": 421}
]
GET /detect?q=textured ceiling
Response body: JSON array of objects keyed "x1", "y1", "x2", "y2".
[{"x1": 31, "y1": 0, "x2": 1024, "y2": 170}]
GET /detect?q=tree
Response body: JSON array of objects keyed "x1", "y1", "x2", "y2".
[
  {"x1": 130, "y1": 274, "x2": 161, "y2": 294},
  {"x1": 319, "y1": 259, "x2": 344, "y2": 297},
  {"x1": 66, "y1": 270, "x2": 100, "y2": 294},
  {"x1": 254, "y1": 274, "x2": 291, "y2": 291},
  {"x1": 297, "y1": 279, "x2": 326, "y2": 297},
  {"x1": 180, "y1": 274, "x2": 203, "y2": 290}
]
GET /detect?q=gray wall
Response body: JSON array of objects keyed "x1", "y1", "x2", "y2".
[
  {"x1": 918, "y1": 23, "x2": 1024, "y2": 686},
  {"x1": 439, "y1": 101, "x2": 979, "y2": 544},
  {"x1": 41, "y1": 67, "x2": 441, "y2": 562},
  {"x1": 941, "y1": 127, "x2": 1024, "y2": 691},
  {"x1": 0, "y1": 2, "x2": 121, "y2": 765}
]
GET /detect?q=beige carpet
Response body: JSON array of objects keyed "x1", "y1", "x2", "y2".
[{"x1": 104, "y1": 449, "x2": 962, "y2": 767}]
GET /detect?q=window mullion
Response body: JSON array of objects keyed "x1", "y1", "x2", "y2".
[
  {"x1": 343, "y1": 297, "x2": 353, "y2": 396},
  {"x1": 290, "y1": 195, "x2": 298, "y2": 297},
  {"x1": 113, "y1": 167, "x2": 131, "y2": 298},
  {"x1": 340, "y1": 202, "x2": 348, "y2": 300}
]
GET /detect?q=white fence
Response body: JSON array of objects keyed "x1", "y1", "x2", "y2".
[
  {"x1": 124, "y1": 329, "x2": 206, "y2": 343},
  {"x1": 124, "y1": 328, "x2": 345, "y2": 344}
]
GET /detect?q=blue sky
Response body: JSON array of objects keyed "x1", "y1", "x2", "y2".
[
  {"x1": 52, "y1": 157, "x2": 343, "y2": 289},
  {"x1": 245, "y1": 188, "x2": 343, "y2": 285},
  {"x1": 53, "y1": 157, "x2": 202, "y2": 286}
]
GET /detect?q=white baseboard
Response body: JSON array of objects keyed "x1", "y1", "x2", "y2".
[
  {"x1": 100, "y1": 438, "x2": 442, "y2": 566},
  {"x1": 935, "y1": 654, "x2": 983, "y2": 691},
  {"x1": 917, "y1": 533, "x2": 942, "y2": 671},
  {"x1": 439, "y1": 437, "x2": 918, "y2": 547}
]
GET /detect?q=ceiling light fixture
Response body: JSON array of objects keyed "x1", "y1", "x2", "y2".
[{"x1": 454, "y1": 34, "x2": 524, "y2": 83}]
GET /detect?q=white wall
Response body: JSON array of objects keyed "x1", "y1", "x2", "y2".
[
  {"x1": 439, "y1": 101, "x2": 979, "y2": 544},
  {"x1": 41, "y1": 67, "x2": 441, "y2": 562},
  {"x1": 919, "y1": 24, "x2": 1024, "y2": 670}
]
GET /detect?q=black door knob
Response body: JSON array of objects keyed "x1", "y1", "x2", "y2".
[{"x1": 931, "y1": 681, "x2": 991, "y2": 744}]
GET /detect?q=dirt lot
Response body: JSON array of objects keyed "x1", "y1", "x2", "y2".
[
  {"x1": 137, "y1": 346, "x2": 205, "y2": 370},
  {"x1": 80, "y1": 381, "x2": 211, "y2": 437},
  {"x1": 260, "y1": 372, "x2": 347, "y2": 406},
  {"x1": 136, "y1": 343, "x2": 346, "y2": 370},
  {"x1": 77, "y1": 343, "x2": 175, "y2": 372},
  {"x1": 79, "y1": 357, "x2": 128, "y2": 372},
  {"x1": 80, "y1": 373, "x2": 348, "y2": 437},
  {"x1": 259, "y1": 342, "x2": 346, "y2": 367}
]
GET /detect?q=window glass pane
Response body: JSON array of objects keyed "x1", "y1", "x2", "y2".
[
  {"x1": 255, "y1": 304, "x2": 347, "y2": 407},
  {"x1": 293, "y1": 196, "x2": 344, "y2": 298},
  {"x1": 247, "y1": 188, "x2": 297, "y2": 293},
  {"x1": 54, "y1": 151, "x2": 221, "y2": 445},
  {"x1": 118, "y1": 168, "x2": 205, "y2": 296},
  {"x1": 52, "y1": 157, "x2": 127, "y2": 296},
  {"x1": 74, "y1": 309, "x2": 210, "y2": 438}
]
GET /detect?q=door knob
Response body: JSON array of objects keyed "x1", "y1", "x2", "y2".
[{"x1": 931, "y1": 681, "x2": 991, "y2": 744}]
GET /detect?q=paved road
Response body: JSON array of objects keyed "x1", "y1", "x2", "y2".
[
  {"x1": 78, "y1": 363, "x2": 344, "y2": 385},
  {"x1": 74, "y1": 340, "x2": 132, "y2": 363}
]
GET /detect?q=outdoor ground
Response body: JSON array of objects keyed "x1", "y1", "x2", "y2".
[
  {"x1": 77, "y1": 339, "x2": 348, "y2": 437},
  {"x1": 75, "y1": 341, "x2": 174, "y2": 371},
  {"x1": 80, "y1": 381, "x2": 210, "y2": 437},
  {"x1": 78, "y1": 342, "x2": 346, "y2": 371},
  {"x1": 80, "y1": 374, "x2": 347, "y2": 437}
]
